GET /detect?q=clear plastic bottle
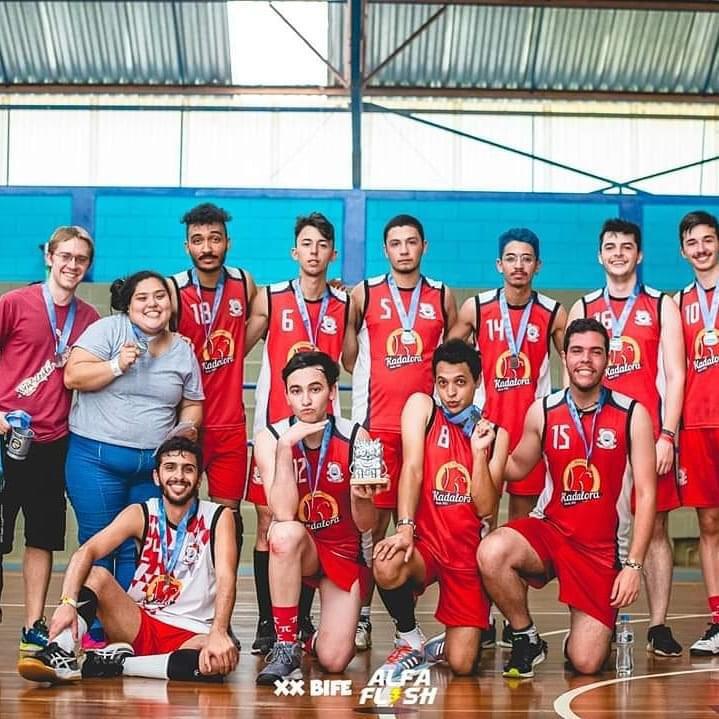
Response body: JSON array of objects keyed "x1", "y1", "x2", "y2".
[{"x1": 615, "y1": 614, "x2": 634, "y2": 677}]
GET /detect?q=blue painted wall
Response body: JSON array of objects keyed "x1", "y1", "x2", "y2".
[{"x1": 0, "y1": 187, "x2": 714, "y2": 291}]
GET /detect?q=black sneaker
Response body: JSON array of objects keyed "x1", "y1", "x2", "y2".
[
  {"x1": 252, "y1": 619, "x2": 276, "y2": 656},
  {"x1": 503, "y1": 632, "x2": 547, "y2": 679},
  {"x1": 647, "y1": 624, "x2": 682, "y2": 657},
  {"x1": 298, "y1": 615, "x2": 316, "y2": 643},
  {"x1": 497, "y1": 619, "x2": 513, "y2": 648},
  {"x1": 82, "y1": 642, "x2": 135, "y2": 678},
  {"x1": 481, "y1": 618, "x2": 497, "y2": 649},
  {"x1": 256, "y1": 640, "x2": 303, "y2": 686},
  {"x1": 17, "y1": 641, "x2": 81, "y2": 683}
]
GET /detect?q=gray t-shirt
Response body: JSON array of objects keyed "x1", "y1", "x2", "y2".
[{"x1": 69, "y1": 314, "x2": 204, "y2": 449}]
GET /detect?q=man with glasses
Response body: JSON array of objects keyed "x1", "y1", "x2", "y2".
[{"x1": 0, "y1": 226, "x2": 99, "y2": 655}]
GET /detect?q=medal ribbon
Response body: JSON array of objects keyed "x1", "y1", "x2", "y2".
[
  {"x1": 190, "y1": 268, "x2": 226, "y2": 348},
  {"x1": 696, "y1": 282, "x2": 719, "y2": 333},
  {"x1": 41, "y1": 283, "x2": 77, "y2": 360},
  {"x1": 292, "y1": 279, "x2": 330, "y2": 348},
  {"x1": 387, "y1": 274, "x2": 422, "y2": 336},
  {"x1": 157, "y1": 498, "x2": 198, "y2": 578},
  {"x1": 602, "y1": 284, "x2": 640, "y2": 342},
  {"x1": 441, "y1": 403, "x2": 482, "y2": 438},
  {"x1": 565, "y1": 387, "x2": 608, "y2": 468},
  {"x1": 297, "y1": 417, "x2": 334, "y2": 510},
  {"x1": 498, "y1": 290, "x2": 534, "y2": 360}
]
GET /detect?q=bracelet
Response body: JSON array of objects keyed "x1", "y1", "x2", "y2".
[
  {"x1": 109, "y1": 356, "x2": 124, "y2": 377},
  {"x1": 60, "y1": 596, "x2": 78, "y2": 609},
  {"x1": 623, "y1": 558, "x2": 643, "y2": 571},
  {"x1": 660, "y1": 427, "x2": 676, "y2": 439},
  {"x1": 396, "y1": 518, "x2": 415, "y2": 531}
]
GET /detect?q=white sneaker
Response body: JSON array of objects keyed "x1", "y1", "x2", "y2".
[
  {"x1": 690, "y1": 623, "x2": 719, "y2": 656},
  {"x1": 355, "y1": 617, "x2": 372, "y2": 651}
]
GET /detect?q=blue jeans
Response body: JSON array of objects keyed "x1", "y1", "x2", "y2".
[{"x1": 65, "y1": 433, "x2": 160, "y2": 589}]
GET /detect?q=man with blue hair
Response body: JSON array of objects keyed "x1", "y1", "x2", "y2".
[{"x1": 450, "y1": 227, "x2": 567, "y2": 647}]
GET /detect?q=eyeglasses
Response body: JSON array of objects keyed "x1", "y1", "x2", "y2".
[{"x1": 53, "y1": 251, "x2": 91, "y2": 267}]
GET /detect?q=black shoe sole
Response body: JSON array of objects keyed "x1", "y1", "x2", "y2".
[{"x1": 256, "y1": 667, "x2": 302, "y2": 686}]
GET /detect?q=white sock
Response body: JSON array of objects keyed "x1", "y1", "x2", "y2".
[
  {"x1": 122, "y1": 653, "x2": 172, "y2": 679},
  {"x1": 54, "y1": 628, "x2": 75, "y2": 654},
  {"x1": 360, "y1": 606, "x2": 371, "y2": 620},
  {"x1": 514, "y1": 623, "x2": 539, "y2": 643},
  {"x1": 398, "y1": 628, "x2": 423, "y2": 651}
]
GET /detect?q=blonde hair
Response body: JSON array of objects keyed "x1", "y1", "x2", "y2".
[{"x1": 47, "y1": 226, "x2": 95, "y2": 262}]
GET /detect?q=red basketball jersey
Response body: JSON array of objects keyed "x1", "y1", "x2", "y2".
[
  {"x1": 582, "y1": 285, "x2": 664, "y2": 435},
  {"x1": 352, "y1": 275, "x2": 447, "y2": 432},
  {"x1": 679, "y1": 282, "x2": 719, "y2": 428},
  {"x1": 172, "y1": 267, "x2": 248, "y2": 429},
  {"x1": 269, "y1": 416, "x2": 364, "y2": 565},
  {"x1": 534, "y1": 389, "x2": 634, "y2": 564},
  {"x1": 254, "y1": 280, "x2": 348, "y2": 434},
  {"x1": 474, "y1": 290, "x2": 558, "y2": 447},
  {"x1": 415, "y1": 406, "x2": 489, "y2": 572}
]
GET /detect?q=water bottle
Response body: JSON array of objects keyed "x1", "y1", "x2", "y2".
[{"x1": 615, "y1": 614, "x2": 634, "y2": 676}]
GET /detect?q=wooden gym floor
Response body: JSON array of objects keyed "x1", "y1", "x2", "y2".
[{"x1": 0, "y1": 571, "x2": 717, "y2": 718}]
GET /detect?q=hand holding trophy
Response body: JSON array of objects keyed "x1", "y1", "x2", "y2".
[{"x1": 350, "y1": 438, "x2": 389, "y2": 499}]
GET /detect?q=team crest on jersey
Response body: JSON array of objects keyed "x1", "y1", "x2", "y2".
[
  {"x1": 320, "y1": 315, "x2": 338, "y2": 335},
  {"x1": 677, "y1": 466, "x2": 688, "y2": 486},
  {"x1": 432, "y1": 461, "x2": 472, "y2": 506},
  {"x1": 251, "y1": 463, "x2": 263, "y2": 485},
  {"x1": 419, "y1": 302, "x2": 436, "y2": 320},
  {"x1": 596, "y1": 428, "x2": 617, "y2": 450},
  {"x1": 692, "y1": 330, "x2": 719, "y2": 373},
  {"x1": 297, "y1": 491, "x2": 340, "y2": 531},
  {"x1": 201, "y1": 330, "x2": 235, "y2": 372},
  {"x1": 605, "y1": 336, "x2": 641, "y2": 380},
  {"x1": 494, "y1": 351, "x2": 531, "y2": 391},
  {"x1": 385, "y1": 329, "x2": 423, "y2": 370},
  {"x1": 327, "y1": 461, "x2": 344, "y2": 483},
  {"x1": 287, "y1": 341, "x2": 316, "y2": 361},
  {"x1": 182, "y1": 541, "x2": 200, "y2": 568},
  {"x1": 561, "y1": 459, "x2": 601, "y2": 506},
  {"x1": 228, "y1": 298, "x2": 244, "y2": 317},
  {"x1": 526, "y1": 323, "x2": 540, "y2": 343},
  {"x1": 634, "y1": 310, "x2": 652, "y2": 327}
]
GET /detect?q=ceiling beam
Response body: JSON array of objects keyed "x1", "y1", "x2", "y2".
[
  {"x1": 364, "y1": 1, "x2": 719, "y2": 11},
  {"x1": 0, "y1": 84, "x2": 349, "y2": 96}
]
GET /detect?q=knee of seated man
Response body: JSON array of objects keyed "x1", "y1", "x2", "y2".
[
  {"x1": 446, "y1": 644, "x2": 478, "y2": 677},
  {"x1": 566, "y1": 648, "x2": 606, "y2": 676},
  {"x1": 476, "y1": 533, "x2": 509, "y2": 572},
  {"x1": 317, "y1": 646, "x2": 352, "y2": 674},
  {"x1": 373, "y1": 554, "x2": 404, "y2": 588},
  {"x1": 269, "y1": 521, "x2": 304, "y2": 555}
]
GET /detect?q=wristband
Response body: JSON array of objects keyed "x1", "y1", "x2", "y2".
[
  {"x1": 660, "y1": 427, "x2": 676, "y2": 439},
  {"x1": 109, "y1": 356, "x2": 124, "y2": 377},
  {"x1": 623, "y1": 558, "x2": 643, "y2": 571},
  {"x1": 658, "y1": 433, "x2": 674, "y2": 445},
  {"x1": 60, "y1": 596, "x2": 78, "y2": 609},
  {"x1": 396, "y1": 518, "x2": 415, "y2": 531}
]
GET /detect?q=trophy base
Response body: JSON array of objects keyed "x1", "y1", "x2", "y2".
[{"x1": 350, "y1": 475, "x2": 390, "y2": 487}]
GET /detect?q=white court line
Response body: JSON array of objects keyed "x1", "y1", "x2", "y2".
[
  {"x1": 542, "y1": 613, "x2": 708, "y2": 638},
  {"x1": 553, "y1": 667, "x2": 719, "y2": 719}
]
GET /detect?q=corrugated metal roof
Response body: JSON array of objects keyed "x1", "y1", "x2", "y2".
[
  {"x1": 329, "y1": 3, "x2": 719, "y2": 96},
  {"x1": 0, "y1": 1, "x2": 231, "y2": 85}
]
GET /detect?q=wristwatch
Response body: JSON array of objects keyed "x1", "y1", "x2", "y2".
[
  {"x1": 623, "y1": 558, "x2": 643, "y2": 571},
  {"x1": 396, "y1": 517, "x2": 416, "y2": 533}
]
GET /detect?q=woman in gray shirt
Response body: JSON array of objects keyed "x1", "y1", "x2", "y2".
[{"x1": 64, "y1": 270, "x2": 204, "y2": 598}]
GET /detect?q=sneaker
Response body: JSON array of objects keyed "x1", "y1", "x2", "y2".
[
  {"x1": 503, "y1": 632, "x2": 548, "y2": 679},
  {"x1": 82, "y1": 642, "x2": 134, "y2": 678},
  {"x1": 690, "y1": 623, "x2": 719, "y2": 656},
  {"x1": 256, "y1": 641, "x2": 303, "y2": 686},
  {"x1": 17, "y1": 641, "x2": 81, "y2": 683},
  {"x1": 647, "y1": 624, "x2": 682, "y2": 657},
  {"x1": 376, "y1": 638, "x2": 426, "y2": 682},
  {"x1": 298, "y1": 614, "x2": 316, "y2": 643},
  {"x1": 497, "y1": 620, "x2": 513, "y2": 649},
  {"x1": 81, "y1": 634, "x2": 108, "y2": 651},
  {"x1": 481, "y1": 618, "x2": 497, "y2": 649},
  {"x1": 424, "y1": 632, "x2": 446, "y2": 665},
  {"x1": 355, "y1": 617, "x2": 372, "y2": 651},
  {"x1": 252, "y1": 619, "x2": 276, "y2": 655},
  {"x1": 19, "y1": 618, "x2": 49, "y2": 656}
]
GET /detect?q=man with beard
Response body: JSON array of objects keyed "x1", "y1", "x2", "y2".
[
  {"x1": 567, "y1": 218, "x2": 685, "y2": 657},
  {"x1": 343, "y1": 214, "x2": 457, "y2": 649},
  {"x1": 170, "y1": 203, "x2": 257, "y2": 560},
  {"x1": 17, "y1": 437, "x2": 239, "y2": 683},
  {"x1": 244, "y1": 212, "x2": 349, "y2": 655},
  {"x1": 478, "y1": 318, "x2": 656, "y2": 677}
]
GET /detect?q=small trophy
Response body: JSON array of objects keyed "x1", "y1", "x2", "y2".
[{"x1": 350, "y1": 439, "x2": 389, "y2": 486}]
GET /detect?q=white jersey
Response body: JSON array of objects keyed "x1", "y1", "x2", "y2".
[{"x1": 127, "y1": 498, "x2": 226, "y2": 634}]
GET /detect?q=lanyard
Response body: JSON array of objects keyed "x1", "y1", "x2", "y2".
[
  {"x1": 387, "y1": 274, "x2": 422, "y2": 342},
  {"x1": 297, "y1": 417, "x2": 334, "y2": 508},
  {"x1": 190, "y1": 268, "x2": 225, "y2": 348},
  {"x1": 292, "y1": 280, "x2": 330, "y2": 348},
  {"x1": 566, "y1": 387, "x2": 608, "y2": 468},
  {"x1": 602, "y1": 284, "x2": 640, "y2": 341},
  {"x1": 696, "y1": 282, "x2": 719, "y2": 332},
  {"x1": 498, "y1": 290, "x2": 534, "y2": 360},
  {"x1": 441, "y1": 403, "x2": 482, "y2": 438},
  {"x1": 157, "y1": 498, "x2": 198, "y2": 578},
  {"x1": 41, "y1": 283, "x2": 76, "y2": 361}
]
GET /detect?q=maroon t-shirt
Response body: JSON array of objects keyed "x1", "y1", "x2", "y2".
[{"x1": 0, "y1": 284, "x2": 99, "y2": 442}]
